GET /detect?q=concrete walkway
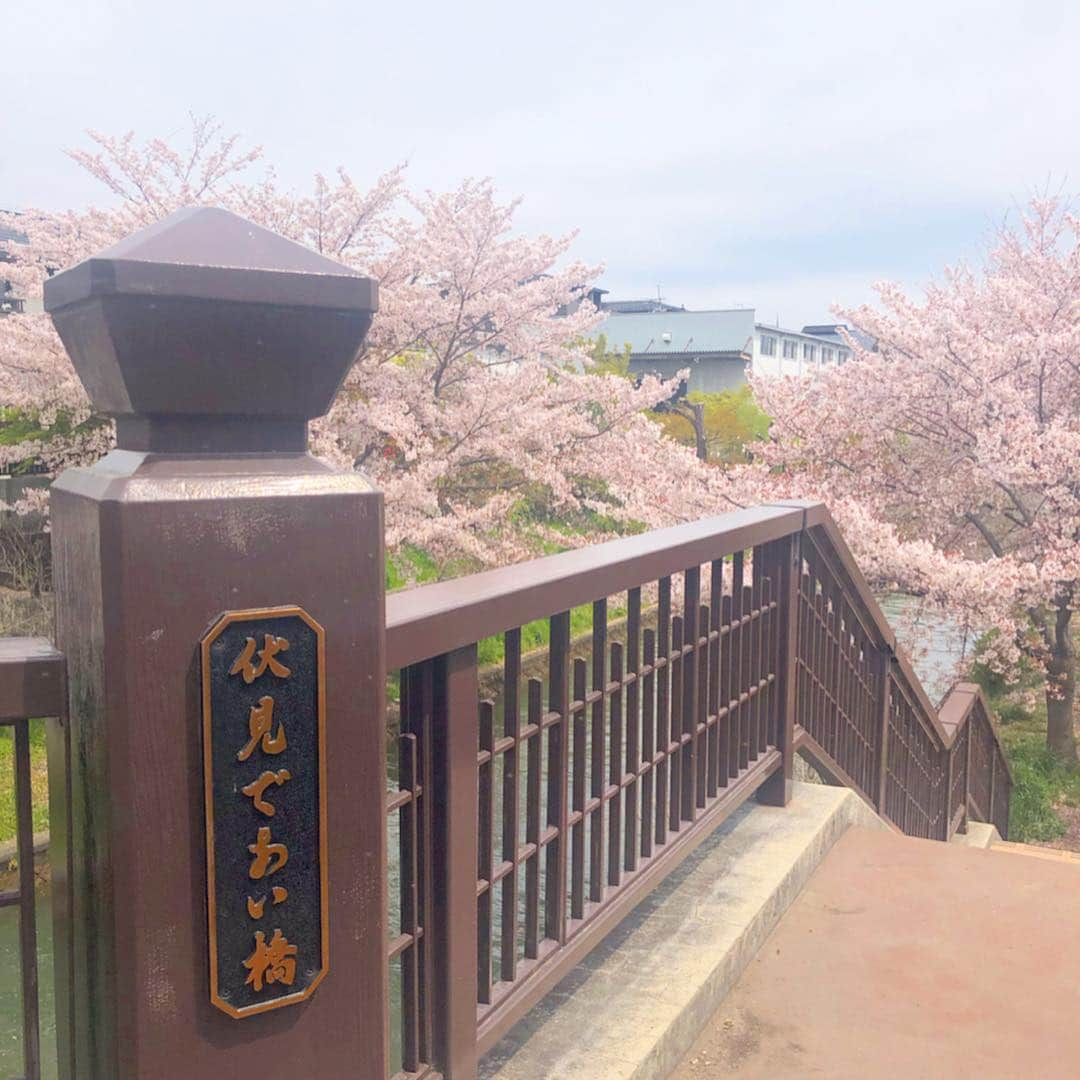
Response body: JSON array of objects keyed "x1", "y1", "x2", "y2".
[{"x1": 671, "y1": 827, "x2": 1080, "y2": 1079}]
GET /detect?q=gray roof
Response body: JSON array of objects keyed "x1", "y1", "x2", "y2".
[
  {"x1": 801, "y1": 323, "x2": 877, "y2": 352},
  {"x1": 602, "y1": 299, "x2": 685, "y2": 314},
  {"x1": 598, "y1": 309, "x2": 755, "y2": 356}
]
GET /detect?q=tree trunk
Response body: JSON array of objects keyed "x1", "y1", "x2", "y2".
[
  {"x1": 1046, "y1": 604, "x2": 1078, "y2": 764},
  {"x1": 689, "y1": 402, "x2": 708, "y2": 462}
]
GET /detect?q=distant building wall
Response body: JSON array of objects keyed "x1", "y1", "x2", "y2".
[
  {"x1": 751, "y1": 325, "x2": 851, "y2": 378},
  {"x1": 629, "y1": 354, "x2": 748, "y2": 395}
]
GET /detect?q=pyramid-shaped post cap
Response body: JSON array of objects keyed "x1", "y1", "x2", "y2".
[{"x1": 44, "y1": 207, "x2": 378, "y2": 450}]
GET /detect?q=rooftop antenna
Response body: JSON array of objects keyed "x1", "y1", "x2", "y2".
[{"x1": 657, "y1": 284, "x2": 663, "y2": 303}]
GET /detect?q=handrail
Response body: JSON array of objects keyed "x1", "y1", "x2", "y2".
[
  {"x1": 939, "y1": 681, "x2": 1014, "y2": 783},
  {"x1": 798, "y1": 508, "x2": 1011, "y2": 776},
  {"x1": 387, "y1": 504, "x2": 804, "y2": 670}
]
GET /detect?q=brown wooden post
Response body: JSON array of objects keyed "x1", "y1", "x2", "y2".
[
  {"x1": 964, "y1": 710, "x2": 974, "y2": 829},
  {"x1": 431, "y1": 646, "x2": 480, "y2": 1079},
  {"x1": 757, "y1": 530, "x2": 799, "y2": 806},
  {"x1": 988, "y1": 740, "x2": 998, "y2": 825},
  {"x1": 874, "y1": 651, "x2": 892, "y2": 817},
  {"x1": 43, "y1": 208, "x2": 388, "y2": 1078},
  {"x1": 943, "y1": 740, "x2": 956, "y2": 841}
]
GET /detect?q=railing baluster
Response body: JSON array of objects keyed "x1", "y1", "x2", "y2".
[
  {"x1": 731, "y1": 551, "x2": 745, "y2": 773},
  {"x1": 500, "y1": 629, "x2": 521, "y2": 984},
  {"x1": 760, "y1": 578, "x2": 768, "y2": 756},
  {"x1": 524, "y1": 678, "x2": 542, "y2": 958},
  {"x1": 681, "y1": 567, "x2": 700, "y2": 822},
  {"x1": 478, "y1": 701, "x2": 495, "y2": 1003},
  {"x1": 641, "y1": 629, "x2": 656, "y2": 860},
  {"x1": 608, "y1": 641, "x2": 624, "y2": 886},
  {"x1": 721, "y1": 591, "x2": 735, "y2": 781},
  {"x1": 707, "y1": 559, "x2": 723, "y2": 797},
  {"x1": 655, "y1": 577, "x2": 671, "y2": 846},
  {"x1": 589, "y1": 599, "x2": 607, "y2": 902},
  {"x1": 741, "y1": 584, "x2": 754, "y2": 771},
  {"x1": 431, "y1": 647, "x2": 480, "y2": 1079},
  {"x1": 625, "y1": 588, "x2": 641, "y2": 872},
  {"x1": 697, "y1": 601, "x2": 710, "y2": 809},
  {"x1": 758, "y1": 530, "x2": 799, "y2": 806},
  {"x1": 571, "y1": 658, "x2": 588, "y2": 919},
  {"x1": 669, "y1": 616, "x2": 683, "y2": 833},
  {"x1": 14, "y1": 718, "x2": 41, "y2": 1080},
  {"x1": 399, "y1": 732, "x2": 421, "y2": 1072},
  {"x1": 545, "y1": 612, "x2": 571, "y2": 944}
]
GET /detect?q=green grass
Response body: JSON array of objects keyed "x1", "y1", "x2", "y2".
[
  {"x1": 476, "y1": 602, "x2": 618, "y2": 670},
  {"x1": 1000, "y1": 733, "x2": 1080, "y2": 842},
  {"x1": 970, "y1": 646, "x2": 1080, "y2": 843},
  {"x1": 0, "y1": 719, "x2": 49, "y2": 847}
]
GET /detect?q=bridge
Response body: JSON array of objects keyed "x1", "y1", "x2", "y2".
[{"x1": 2, "y1": 208, "x2": 1075, "y2": 1079}]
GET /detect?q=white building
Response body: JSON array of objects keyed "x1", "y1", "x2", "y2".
[
  {"x1": 751, "y1": 321, "x2": 853, "y2": 378},
  {"x1": 596, "y1": 302, "x2": 855, "y2": 395}
]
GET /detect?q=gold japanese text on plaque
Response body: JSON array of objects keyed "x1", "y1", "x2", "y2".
[{"x1": 201, "y1": 606, "x2": 328, "y2": 1019}]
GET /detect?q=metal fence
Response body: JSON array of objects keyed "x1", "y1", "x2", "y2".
[{"x1": 383, "y1": 500, "x2": 1012, "y2": 1079}]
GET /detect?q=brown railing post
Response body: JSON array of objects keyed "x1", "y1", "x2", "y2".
[
  {"x1": 43, "y1": 209, "x2": 388, "y2": 1078},
  {"x1": 972, "y1": 708, "x2": 980, "y2": 825},
  {"x1": 988, "y1": 742, "x2": 998, "y2": 826},
  {"x1": 758, "y1": 530, "x2": 800, "y2": 806},
  {"x1": 430, "y1": 646, "x2": 480, "y2": 1079},
  {"x1": 874, "y1": 652, "x2": 892, "y2": 817}
]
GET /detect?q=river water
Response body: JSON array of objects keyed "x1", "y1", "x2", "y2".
[{"x1": 0, "y1": 595, "x2": 967, "y2": 1076}]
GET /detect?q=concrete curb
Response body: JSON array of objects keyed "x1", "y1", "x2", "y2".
[
  {"x1": 481, "y1": 782, "x2": 887, "y2": 1080},
  {"x1": 950, "y1": 821, "x2": 1001, "y2": 849},
  {"x1": 0, "y1": 829, "x2": 49, "y2": 866}
]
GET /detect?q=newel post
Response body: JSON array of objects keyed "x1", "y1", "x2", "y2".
[
  {"x1": 874, "y1": 650, "x2": 892, "y2": 817},
  {"x1": 44, "y1": 209, "x2": 388, "y2": 1078},
  {"x1": 757, "y1": 529, "x2": 800, "y2": 806}
]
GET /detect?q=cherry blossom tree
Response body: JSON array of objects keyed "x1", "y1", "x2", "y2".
[
  {"x1": 0, "y1": 118, "x2": 715, "y2": 569},
  {"x1": 749, "y1": 197, "x2": 1080, "y2": 762}
]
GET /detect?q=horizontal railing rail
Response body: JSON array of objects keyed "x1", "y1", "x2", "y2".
[
  {"x1": 387, "y1": 504, "x2": 805, "y2": 670},
  {"x1": 0, "y1": 637, "x2": 66, "y2": 1080},
  {"x1": 381, "y1": 499, "x2": 1012, "y2": 1080}
]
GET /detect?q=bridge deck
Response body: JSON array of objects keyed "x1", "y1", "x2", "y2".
[{"x1": 672, "y1": 826, "x2": 1080, "y2": 1079}]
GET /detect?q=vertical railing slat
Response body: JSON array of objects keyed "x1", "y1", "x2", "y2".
[
  {"x1": 608, "y1": 641, "x2": 624, "y2": 886},
  {"x1": 625, "y1": 588, "x2": 642, "y2": 872},
  {"x1": 399, "y1": 732, "x2": 421, "y2": 1072},
  {"x1": 524, "y1": 678, "x2": 542, "y2": 958},
  {"x1": 655, "y1": 577, "x2": 672, "y2": 847},
  {"x1": 640, "y1": 628, "x2": 656, "y2": 861},
  {"x1": 571, "y1": 658, "x2": 588, "y2": 919},
  {"x1": 589, "y1": 599, "x2": 607, "y2": 903},
  {"x1": 681, "y1": 567, "x2": 700, "y2": 822},
  {"x1": 545, "y1": 612, "x2": 570, "y2": 943},
  {"x1": 14, "y1": 718, "x2": 42, "y2": 1080},
  {"x1": 500, "y1": 630, "x2": 521, "y2": 984},
  {"x1": 477, "y1": 702, "x2": 495, "y2": 1003},
  {"x1": 668, "y1": 617, "x2": 683, "y2": 833},
  {"x1": 431, "y1": 646, "x2": 480, "y2": 1079}
]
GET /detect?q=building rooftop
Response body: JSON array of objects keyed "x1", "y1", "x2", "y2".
[
  {"x1": 599, "y1": 308, "x2": 755, "y2": 356},
  {"x1": 602, "y1": 298, "x2": 686, "y2": 314}
]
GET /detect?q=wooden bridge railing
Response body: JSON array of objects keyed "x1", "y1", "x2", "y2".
[
  {"x1": 383, "y1": 498, "x2": 1012, "y2": 1080},
  {"x1": 0, "y1": 638, "x2": 66, "y2": 1080}
]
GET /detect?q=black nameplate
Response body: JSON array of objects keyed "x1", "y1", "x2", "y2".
[{"x1": 201, "y1": 606, "x2": 328, "y2": 1019}]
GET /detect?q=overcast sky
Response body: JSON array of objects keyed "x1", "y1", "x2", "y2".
[{"x1": 5, "y1": 0, "x2": 1077, "y2": 327}]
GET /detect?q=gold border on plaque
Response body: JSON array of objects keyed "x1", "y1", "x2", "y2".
[{"x1": 201, "y1": 605, "x2": 330, "y2": 1020}]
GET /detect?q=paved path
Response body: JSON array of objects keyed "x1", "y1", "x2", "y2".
[{"x1": 671, "y1": 826, "x2": 1080, "y2": 1079}]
